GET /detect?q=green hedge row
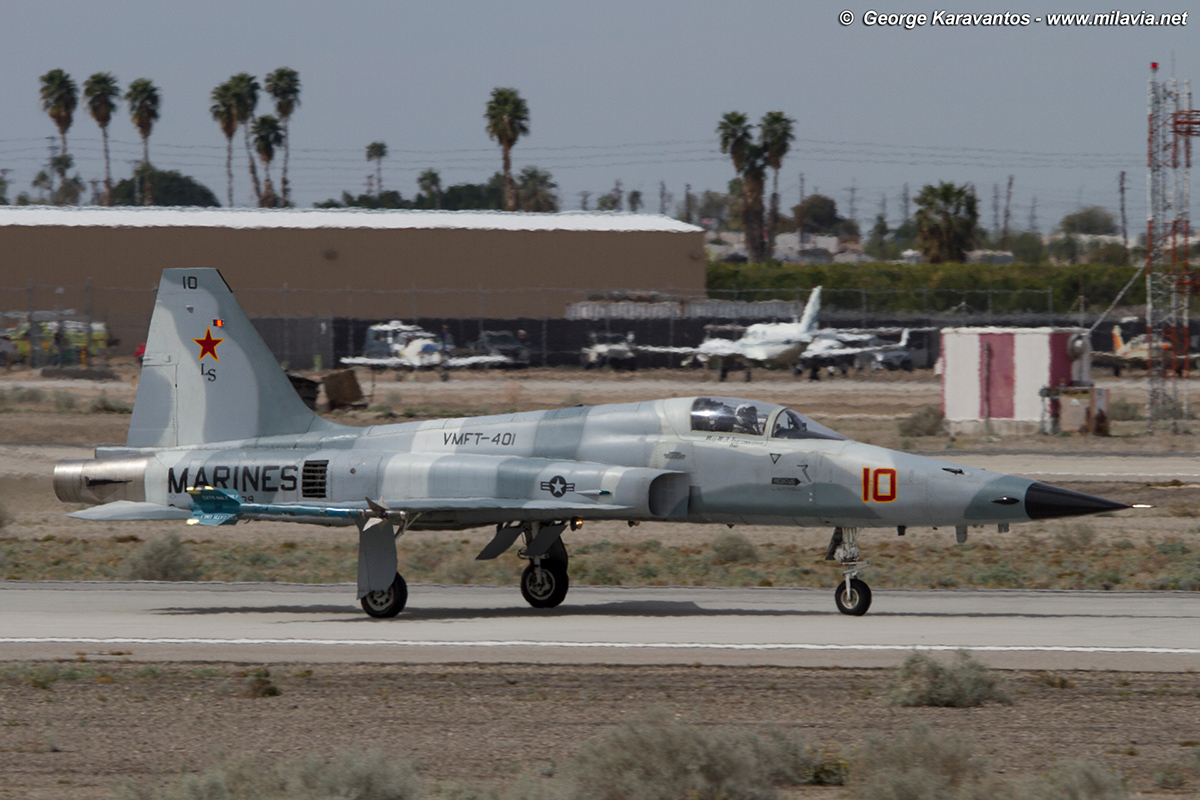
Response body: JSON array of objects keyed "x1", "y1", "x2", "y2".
[{"x1": 707, "y1": 261, "x2": 1144, "y2": 315}]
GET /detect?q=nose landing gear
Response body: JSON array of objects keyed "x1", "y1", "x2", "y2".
[{"x1": 825, "y1": 526, "x2": 872, "y2": 616}]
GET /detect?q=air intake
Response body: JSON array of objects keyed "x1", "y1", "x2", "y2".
[{"x1": 302, "y1": 460, "x2": 328, "y2": 498}]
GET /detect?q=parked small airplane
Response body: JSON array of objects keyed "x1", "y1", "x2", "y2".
[
  {"x1": 340, "y1": 320, "x2": 512, "y2": 371},
  {"x1": 796, "y1": 329, "x2": 914, "y2": 377},
  {"x1": 55, "y1": 270, "x2": 1130, "y2": 617},
  {"x1": 647, "y1": 286, "x2": 823, "y2": 380},
  {"x1": 1092, "y1": 325, "x2": 1196, "y2": 376}
]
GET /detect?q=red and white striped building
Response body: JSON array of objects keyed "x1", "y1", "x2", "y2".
[{"x1": 940, "y1": 327, "x2": 1092, "y2": 434}]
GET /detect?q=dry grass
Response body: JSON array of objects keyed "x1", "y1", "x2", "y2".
[
  {"x1": 116, "y1": 750, "x2": 420, "y2": 800},
  {"x1": 5, "y1": 528, "x2": 1200, "y2": 593}
]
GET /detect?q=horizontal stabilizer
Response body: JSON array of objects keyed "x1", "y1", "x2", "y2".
[{"x1": 67, "y1": 501, "x2": 192, "y2": 522}]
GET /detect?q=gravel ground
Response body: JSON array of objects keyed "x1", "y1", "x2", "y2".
[
  {"x1": 0, "y1": 661, "x2": 1197, "y2": 799},
  {"x1": 3, "y1": 366, "x2": 1200, "y2": 798}
]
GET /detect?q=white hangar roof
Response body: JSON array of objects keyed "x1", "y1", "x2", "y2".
[{"x1": 0, "y1": 206, "x2": 703, "y2": 234}]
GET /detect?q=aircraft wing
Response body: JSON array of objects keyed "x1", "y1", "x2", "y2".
[{"x1": 341, "y1": 354, "x2": 513, "y2": 369}]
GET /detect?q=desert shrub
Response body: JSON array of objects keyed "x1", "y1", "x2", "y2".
[
  {"x1": 117, "y1": 750, "x2": 419, "y2": 800},
  {"x1": 898, "y1": 405, "x2": 943, "y2": 437},
  {"x1": 851, "y1": 721, "x2": 982, "y2": 800},
  {"x1": 123, "y1": 533, "x2": 202, "y2": 581},
  {"x1": 53, "y1": 390, "x2": 76, "y2": 411},
  {"x1": 1054, "y1": 524, "x2": 1097, "y2": 550},
  {"x1": 88, "y1": 392, "x2": 131, "y2": 413},
  {"x1": 710, "y1": 531, "x2": 758, "y2": 564},
  {"x1": 0, "y1": 662, "x2": 97, "y2": 689},
  {"x1": 1152, "y1": 765, "x2": 1186, "y2": 789},
  {"x1": 887, "y1": 650, "x2": 1012, "y2": 708},
  {"x1": 11, "y1": 387, "x2": 44, "y2": 405},
  {"x1": 1155, "y1": 540, "x2": 1192, "y2": 556},
  {"x1": 1108, "y1": 397, "x2": 1141, "y2": 421},
  {"x1": 243, "y1": 667, "x2": 281, "y2": 698},
  {"x1": 1024, "y1": 761, "x2": 1127, "y2": 800},
  {"x1": 973, "y1": 564, "x2": 1022, "y2": 588},
  {"x1": 560, "y1": 709, "x2": 828, "y2": 800}
]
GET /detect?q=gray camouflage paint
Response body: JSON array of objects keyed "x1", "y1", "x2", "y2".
[{"x1": 57, "y1": 269, "x2": 1097, "y2": 535}]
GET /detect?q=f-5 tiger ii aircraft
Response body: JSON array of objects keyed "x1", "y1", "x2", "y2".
[{"x1": 55, "y1": 269, "x2": 1130, "y2": 617}]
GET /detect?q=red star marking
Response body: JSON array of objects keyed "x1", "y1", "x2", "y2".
[{"x1": 193, "y1": 326, "x2": 224, "y2": 362}]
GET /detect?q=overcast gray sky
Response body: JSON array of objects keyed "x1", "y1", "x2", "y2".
[{"x1": 2, "y1": 1, "x2": 1196, "y2": 233}]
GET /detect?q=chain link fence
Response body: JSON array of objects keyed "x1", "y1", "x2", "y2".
[{"x1": 0, "y1": 282, "x2": 1134, "y2": 371}]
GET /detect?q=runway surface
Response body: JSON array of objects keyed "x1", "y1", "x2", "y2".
[{"x1": 2, "y1": 582, "x2": 1197, "y2": 671}]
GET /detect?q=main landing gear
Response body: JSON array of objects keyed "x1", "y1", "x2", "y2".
[
  {"x1": 825, "y1": 526, "x2": 872, "y2": 616},
  {"x1": 361, "y1": 573, "x2": 408, "y2": 618},
  {"x1": 519, "y1": 523, "x2": 570, "y2": 609}
]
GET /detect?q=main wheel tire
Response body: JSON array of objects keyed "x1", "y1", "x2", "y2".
[
  {"x1": 521, "y1": 560, "x2": 569, "y2": 609},
  {"x1": 834, "y1": 577, "x2": 872, "y2": 616},
  {"x1": 361, "y1": 573, "x2": 408, "y2": 618}
]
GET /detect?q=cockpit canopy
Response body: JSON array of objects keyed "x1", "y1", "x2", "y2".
[{"x1": 688, "y1": 397, "x2": 845, "y2": 440}]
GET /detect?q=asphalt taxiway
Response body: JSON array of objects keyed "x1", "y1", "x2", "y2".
[{"x1": 2, "y1": 582, "x2": 1197, "y2": 671}]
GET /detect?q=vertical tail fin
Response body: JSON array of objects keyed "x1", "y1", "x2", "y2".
[
  {"x1": 798, "y1": 286, "x2": 822, "y2": 334},
  {"x1": 127, "y1": 268, "x2": 340, "y2": 447}
]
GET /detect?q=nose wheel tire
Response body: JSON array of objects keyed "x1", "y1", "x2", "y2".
[
  {"x1": 834, "y1": 577, "x2": 872, "y2": 616},
  {"x1": 521, "y1": 560, "x2": 569, "y2": 609},
  {"x1": 361, "y1": 573, "x2": 408, "y2": 618}
]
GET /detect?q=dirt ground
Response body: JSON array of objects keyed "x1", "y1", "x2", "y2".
[
  {"x1": 1, "y1": 661, "x2": 1198, "y2": 799},
  {"x1": 3, "y1": 365, "x2": 1200, "y2": 798}
]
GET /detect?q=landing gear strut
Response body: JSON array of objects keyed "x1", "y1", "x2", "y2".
[{"x1": 825, "y1": 526, "x2": 872, "y2": 616}]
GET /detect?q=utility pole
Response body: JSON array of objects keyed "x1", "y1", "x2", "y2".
[
  {"x1": 1119, "y1": 170, "x2": 1129, "y2": 251},
  {"x1": 1028, "y1": 197, "x2": 1038, "y2": 233},
  {"x1": 847, "y1": 180, "x2": 856, "y2": 231},
  {"x1": 992, "y1": 183, "x2": 1000, "y2": 240},
  {"x1": 1001, "y1": 175, "x2": 1014, "y2": 248}
]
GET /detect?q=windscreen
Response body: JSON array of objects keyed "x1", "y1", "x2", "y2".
[
  {"x1": 771, "y1": 408, "x2": 846, "y2": 440},
  {"x1": 690, "y1": 397, "x2": 775, "y2": 436}
]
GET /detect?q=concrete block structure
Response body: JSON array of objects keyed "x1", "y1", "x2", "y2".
[{"x1": 941, "y1": 327, "x2": 1091, "y2": 435}]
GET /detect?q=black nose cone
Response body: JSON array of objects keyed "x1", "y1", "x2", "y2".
[{"x1": 1025, "y1": 482, "x2": 1131, "y2": 520}]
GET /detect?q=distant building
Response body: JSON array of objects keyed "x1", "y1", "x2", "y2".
[
  {"x1": 967, "y1": 250, "x2": 1016, "y2": 265},
  {"x1": 0, "y1": 207, "x2": 704, "y2": 354}
]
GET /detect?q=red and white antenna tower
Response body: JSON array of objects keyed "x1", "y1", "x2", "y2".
[{"x1": 1146, "y1": 62, "x2": 1200, "y2": 431}]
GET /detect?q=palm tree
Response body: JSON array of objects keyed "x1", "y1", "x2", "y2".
[
  {"x1": 124, "y1": 79, "x2": 160, "y2": 166},
  {"x1": 760, "y1": 111, "x2": 795, "y2": 259},
  {"x1": 484, "y1": 88, "x2": 530, "y2": 211},
  {"x1": 125, "y1": 79, "x2": 160, "y2": 205},
  {"x1": 914, "y1": 182, "x2": 979, "y2": 263},
  {"x1": 366, "y1": 142, "x2": 387, "y2": 196},
  {"x1": 718, "y1": 112, "x2": 768, "y2": 261},
  {"x1": 228, "y1": 73, "x2": 262, "y2": 203},
  {"x1": 417, "y1": 168, "x2": 442, "y2": 208},
  {"x1": 517, "y1": 166, "x2": 557, "y2": 212},
  {"x1": 210, "y1": 81, "x2": 238, "y2": 207},
  {"x1": 39, "y1": 69, "x2": 77, "y2": 194},
  {"x1": 265, "y1": 68, "x2": 300, "y2": 205},
  {"x1": 83, "y1": 73, "x2": 119, "y2": 205},
  {"x1": 252, "y1": 115, "x2": 284, "y2": 207}
]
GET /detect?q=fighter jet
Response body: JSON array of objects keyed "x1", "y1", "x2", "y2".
[{"x1": 54, "y1": 269, "x2": 1130, "y2": 617}]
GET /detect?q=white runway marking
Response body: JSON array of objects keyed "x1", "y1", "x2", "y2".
[{"x1": 3, "y1": 637, "x2": 1199, "y2": 656}]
